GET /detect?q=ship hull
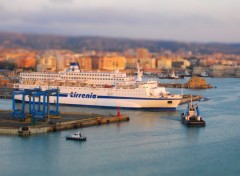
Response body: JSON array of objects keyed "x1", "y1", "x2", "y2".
[
  {"x1": 13, "y1": 85, "x2": 182, "y2": 110},
  {"x1": 14, "y1": 95, "x2": 181, "y2": 110}
]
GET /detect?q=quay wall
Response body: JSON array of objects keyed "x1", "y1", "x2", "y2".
[
  {"x1": 193, "y1": 66, "x2": 240, "y2": 78},
  {"x1": 47, "y1": 116, "x2": 129, "y2": 132},
  {"x1": 0, "y1": 127, "x2": 19, "y2": 135},
  {"x1": 0, "y1": 114, "x2": 130, "y2": 136},
  {"x1": 0, "y1": 126, "x2": 49, "y2": 135}
]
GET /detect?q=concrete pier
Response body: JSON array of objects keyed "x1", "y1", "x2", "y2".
[{"x1": 0, "y1": 111, "x2": 130, "y2": 136}]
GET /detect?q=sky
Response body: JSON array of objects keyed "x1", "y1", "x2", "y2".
[{"x1": 0, "y1": 0, "x2": 239, "y2": 43}]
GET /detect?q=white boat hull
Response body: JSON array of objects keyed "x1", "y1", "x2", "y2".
[{"x1": 14, "y1": 87, "x2": 181, "y2": 110}]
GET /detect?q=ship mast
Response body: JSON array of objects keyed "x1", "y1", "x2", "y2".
[{"x1": 136, "y1": 60, "x2": 142, "y2": 82}]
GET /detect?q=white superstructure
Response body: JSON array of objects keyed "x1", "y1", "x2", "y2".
[
  {"x1": 20, "y1": 63, "x2": 134, "y2": 86},
  {"x1": 14, "y1": 63, "x2": 182, "y2": 110}
]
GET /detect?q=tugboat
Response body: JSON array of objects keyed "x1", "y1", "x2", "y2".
[
  {"x1": 181, "y1": 102, "x2": 206, "y2": 127},
  {"x1": 66, "y1": 131, "x2": 87, "y2": 141}
]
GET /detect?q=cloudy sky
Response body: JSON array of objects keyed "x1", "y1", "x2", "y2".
[{"x1": 0, "y1": 0, "x2": 239, "y2": 42}]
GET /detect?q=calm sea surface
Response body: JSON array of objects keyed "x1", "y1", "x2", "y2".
[{"x1": 0, "y1": 78, "x2": 239, "y2": 176}]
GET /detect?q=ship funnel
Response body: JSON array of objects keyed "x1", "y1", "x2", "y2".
[{"x1": 69, "y1": 62, "x2": 81, "y2": 73}]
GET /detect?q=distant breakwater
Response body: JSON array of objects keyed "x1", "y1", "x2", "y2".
[
  {"x1": 159, "y1": 76, "x2": 214, "y2": 89},
  {"x1": 179, "y1": 95, "x2": 202, "y2": 105},
  {"x1": 158, "y1": 83, "x2": 213, "y2": 89}
]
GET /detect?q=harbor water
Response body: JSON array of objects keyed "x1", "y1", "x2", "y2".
[{"x1": 0, "y1": 78, "x2": 239, "y2": 176}]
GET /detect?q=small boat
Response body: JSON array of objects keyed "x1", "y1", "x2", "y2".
[
  {"x1": 198, "y1": 71, "x2": 209, "y2": 77},
  {"x1": 198, "y1": 97, "x2": 211, "y2": 102},
  {"x1": 184, "y1": 70, "x2": 192, "y2": 77},
  {"x1": 66, "y1": 131, "x2": 87, "y2": 141},
  {"x1": 181, "y1": 102, "x2": 206, "y2": 127},
  {"x1": 168, "y1": 71, "x2": 179, "y2": 79}
]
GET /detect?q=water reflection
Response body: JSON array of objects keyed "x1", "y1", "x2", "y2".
[
  {"x1": 183, "y1": 127, "x2": 202, "y2": 144},
  {"x1": 0, "y1": 99, "x2": 11, "y2": 110}
]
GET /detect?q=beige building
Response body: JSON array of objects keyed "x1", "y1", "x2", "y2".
[
  {"x1": 157, "y1": 58, "x2": 172, "y2": 69},
  {"x1": 139, "y1": 58, "x2": 156, "y2": 69},
  {"x1": 99, "y1": 56, "x2": 126, "y2": 70},
  {"x1": 125, "y1": 57, "x2": 137, "y2": 68}
]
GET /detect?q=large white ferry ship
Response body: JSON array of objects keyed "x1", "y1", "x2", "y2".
[{"x1": 14, "y1": 63, "x2": 182, "y2": 110}]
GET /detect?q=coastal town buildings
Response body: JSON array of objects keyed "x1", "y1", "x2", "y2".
[{"x1": 0, "y1": 47, "x2": 239, "y2": 77}]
